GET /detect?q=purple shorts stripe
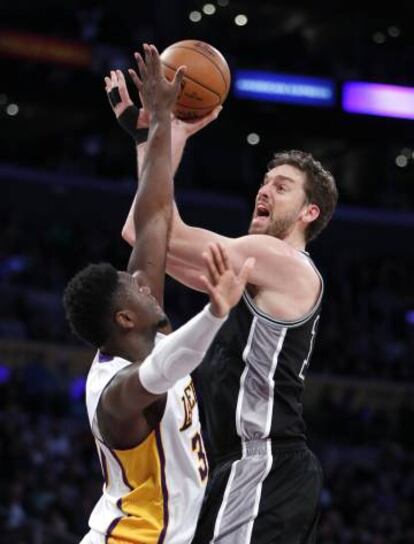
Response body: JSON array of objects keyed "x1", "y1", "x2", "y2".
[{"x1": 155, "y1": 425, "x2": 169, "y2": 544}]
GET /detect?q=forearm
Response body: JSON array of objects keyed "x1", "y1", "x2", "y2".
[
  {"x1": 139, "y1": 304, "x2": 227, "y2": 394},
  {"x1": 133, "y1": 111, "x2": 172, "y2": 230},
  {"x1": 122, "y1": 130, "x2": 187, "y2": 245},
  {"x1": 167, "y1": 204, "x2": 228, "y2": 270},
  {"x1": 166, "y1": 253, "x2": 207, "y2": 292}
]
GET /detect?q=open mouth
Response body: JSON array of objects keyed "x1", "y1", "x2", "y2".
[{"x1": 256, "y1": 204, "x2": 270, "y2": 218}]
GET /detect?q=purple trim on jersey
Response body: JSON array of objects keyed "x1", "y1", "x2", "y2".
[
  {"x1": 109, "y1": 448, "x2": 133, "y2": 492},
  {"x1": 98, "y1": 351, "x2": 114, "y2": 363},
  {"x1": 155, "y1": 426, "x2": 169, "y2": 544},
  {"x1": 105, "y1": 515, "x2": 122, "y2": 543},
  {"x1": 98, "y1": 445, "x2": 109, "y2": 488}
]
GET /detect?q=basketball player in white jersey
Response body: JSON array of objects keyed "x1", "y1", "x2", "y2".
[
  {"x1": 63, "y1": 45, "x2": 254, "y2": 544},
  {"x1": 120, "y1": 45, "x2": 339, "y2": 543}
]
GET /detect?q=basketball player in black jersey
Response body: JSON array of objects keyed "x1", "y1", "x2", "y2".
[{"x1": 119, "y1": 47, "x2": 338, "y2": 544}]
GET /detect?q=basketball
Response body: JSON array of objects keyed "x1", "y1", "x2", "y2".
[{"x1": 160, "y1": 40, "x2": 231, "y2": 121}]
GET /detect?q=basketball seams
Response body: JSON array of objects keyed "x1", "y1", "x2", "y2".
[
  {"x1": 162, "y1": 60, "x2": 221, "y2": 106},
  {"x1": 163, "y1": 45, "x2": 230, "y2": 96}
]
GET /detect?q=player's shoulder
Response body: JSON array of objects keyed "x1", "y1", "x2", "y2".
[
  {"x1": 236, "y1": 234, "x2": 311, "y2": 268},
  {"x1": 86, "y1": 352, "x2": 131, "y2": 393}
]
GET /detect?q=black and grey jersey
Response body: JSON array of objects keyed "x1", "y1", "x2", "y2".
[{"x1": 197, "y1": 257, "x2": 323, "y2": 463}]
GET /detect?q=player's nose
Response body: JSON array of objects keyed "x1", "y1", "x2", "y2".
[{"x1": 257, "y1": 185, "x2": 270, "y2": 201}]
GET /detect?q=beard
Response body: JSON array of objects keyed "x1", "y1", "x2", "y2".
[{"x1": 248, "y1": 212, "x2": 298, "y2": 239}]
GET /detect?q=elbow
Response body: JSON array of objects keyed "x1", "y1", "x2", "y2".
[{"x1": 121, "y1": 224, "x2": 135, "y2": 247}]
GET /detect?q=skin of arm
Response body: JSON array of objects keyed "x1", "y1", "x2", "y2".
[
  {"x1": 98, "y1": 49, "x2": 253, "y2": 449},
  {"x1": 167, "y1": 213, "x2": 310, "y2": 293},
  {"x1": 119, "y1": 110, "x2": 312, "y2": 299},
  {"x1": 97, "y1": 46, "x2": 185, "y2": 447},
  {"x1": 121, "y1": 109, "x2": 222, "y2": 248}
]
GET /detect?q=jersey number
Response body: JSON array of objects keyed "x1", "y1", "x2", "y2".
[
  {"x1": 299, "y1": 315, "x2": 320, "y2": 381},
  {"x1": 192, "y1": 432, "x2": 208, "y2": 482}
]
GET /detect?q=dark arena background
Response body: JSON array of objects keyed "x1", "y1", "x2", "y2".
[{"x1": 1, "y1": 2, "x2": 414, "y2": 543}]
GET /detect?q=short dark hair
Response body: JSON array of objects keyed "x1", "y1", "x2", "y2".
[
  {"x1": 63, "y1": 263, "x2": 119, "y2": 347},
  {"x1": 268, "y1": 150, "x2": 338, "y2": 242}
]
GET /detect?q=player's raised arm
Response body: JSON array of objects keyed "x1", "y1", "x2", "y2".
[
  {"x1": 120, "y1": 107, "x2": 222, "y2": 248},
  {"x1": 105, "y1": 44, "x2": 185, "y2": 306}
]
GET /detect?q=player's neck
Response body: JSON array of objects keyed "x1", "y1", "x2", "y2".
[
  {"x1": 102, "y1": 329, "x2": 156, "y2": 363},
  {"x1": 281, "y1": 230, "x2": 306, "y2": 251}
]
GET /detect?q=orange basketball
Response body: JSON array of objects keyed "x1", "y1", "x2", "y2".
[{"x1": 160, "y1": 40, "x2": 231, "y2": 121}]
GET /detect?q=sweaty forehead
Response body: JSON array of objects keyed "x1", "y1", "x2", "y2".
[{"x1": 265, "y1": 164, "x2": 305, "y2": 185}]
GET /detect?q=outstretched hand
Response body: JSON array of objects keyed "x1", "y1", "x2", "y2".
[
  {"x1": 105, "y1": 70, "x2": 148, "y2": 130},
  {"x1": 172, "y1": 106, "x2": 223, "y2": 139},
  {"x1": 200, "y1": 243, "x2": 255, "y2": 318},
  {"x1": 128, "y1": 43, "x2": 186, "y2": 118}
]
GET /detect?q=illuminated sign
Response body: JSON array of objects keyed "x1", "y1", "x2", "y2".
[
  {"x1": 343, "y1": 81, "x2": 414, "y2": 120},
  {"x1": 234, "y1": 70, "x2": 335, "y2": 106}
]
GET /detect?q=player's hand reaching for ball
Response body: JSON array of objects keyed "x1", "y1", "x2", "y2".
[
  {"x1": 171, "y1": 106, "x2": 223, "y2": 141},
  {"x1": 200, "y1": 243, "x2": 255, "y2": 318},
  {"x1": 129, "y1": 44, "x2": 186, "y2": 118},
  {"x1": 104, "y1": 69, "x2": 149, "y2": 141}
]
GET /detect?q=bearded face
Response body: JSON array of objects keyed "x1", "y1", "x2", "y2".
[{"x1": 248, "y1": 164, "x2": 309, "y2": 240}]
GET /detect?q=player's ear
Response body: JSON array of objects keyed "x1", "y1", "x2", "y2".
[
  {"x1": 115, "y1": 309, "x2": 135, "y2": 330},
  {"x1": 302, "y1": 203, "x2": 320, "y2": 225}
]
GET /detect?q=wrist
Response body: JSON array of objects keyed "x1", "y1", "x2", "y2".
[
  {"x1": 152, "y1": 109, "x2": 171, "y2": 122},
  {"x1": 207, "y1": 303, "x2": 228, "y2": 320}
]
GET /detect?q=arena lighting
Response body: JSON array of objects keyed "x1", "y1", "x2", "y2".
[
  {"x1": 343, "y1": 81, "x2": 414, "y2": 120},
  {"x1": 395, "y1": 155, "x2": 408, "y2": 167},
  {"x1": 0, "y1": 365, "x2": 11, "y2": 384},
  {"x1": 247, "y1": 132, "x2": 260, "y2": 145},
  {"x1": 406, "y1": 310, "x2": 414, "y2": 325},
  {"x1": 6, "y1": 103, "x2": 19, "y2": 116},
  {"x1": 189, "y1": 10, "x2": 202, "y2": 22},
  {"x1": 234, "y1": 14, "x2": 248, "y2": 26},
  {"x1": 202, "y1": 3, "x2": 216, "y2": 15},
  {"x1": 234, "y1": 70, "x2": 335, "y2": 107}
]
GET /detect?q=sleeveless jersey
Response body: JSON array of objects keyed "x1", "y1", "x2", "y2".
[
  {"x1": 197, "y1": 256, "x2": 323, "y2": 463},
  {"x1": 82, "y1": 334, "x2": 208, "y2": 544}
]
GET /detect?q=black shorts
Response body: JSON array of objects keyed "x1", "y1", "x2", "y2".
[{"x1": 192, "y1": 440, "x2": 323, "y2": 544}]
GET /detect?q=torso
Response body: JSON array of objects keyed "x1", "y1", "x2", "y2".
[
  {"x1": 83, "y1": 343, "x2": 208, "y2": 543},
  {"x1": 196, "y1": 253, "x2": 323, "y2": 465}
]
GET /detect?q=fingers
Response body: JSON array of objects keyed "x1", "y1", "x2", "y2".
[
  {"x1": 238, "y1": 257, "x2": 255, "y2": 285},
  {"x1": 199, "y1": 274, "x2": 215, "y2": 296},
  {"x1": 104, "y1": 70, "x2": 118, "y2": 92},
  {"x1": 104, "y1": 76, "x2": 112, "y2": 92},
  {"x1": 128, "y1": 68, "x2": 143, "y2": 92},
  {"x1": 172, "y1": 105, "x2": 223, "y2": 135},
  {"x1": 149, "y1": 44, "x2": 162, "y2": 75},
  {"x1": 172, "y1": 65, "x2": 186, "y2": 95},
  {"x1": 116, "y1": 69, "x2": 132, "y2": 104},
  {"x1": 202, "y1": 249, "x2": 220, "y2": 285},
  {"x1": 143, "y1": 43, "x2": 152, "y2": 74},
  {"x1": 134, "y1": 51, "x2": 148, "y2": 83},
  {"x1": 209, "y1": 243, "x2": 227, "y2": 276}
]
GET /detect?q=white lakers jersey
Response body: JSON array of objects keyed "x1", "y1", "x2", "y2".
[{"x1": 82, "y1": 333, "x2": 208, "y2": 544}]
